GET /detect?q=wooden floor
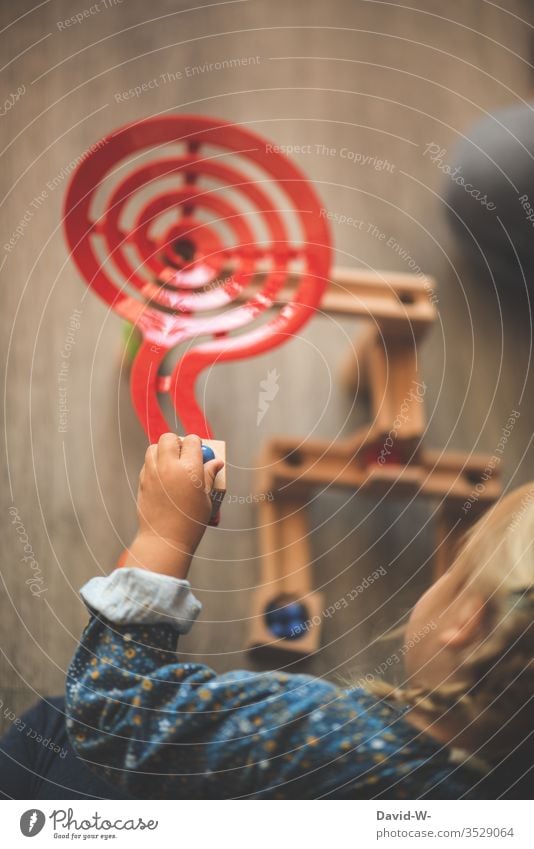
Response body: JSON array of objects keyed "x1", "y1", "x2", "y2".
[{"x1": 2, "y1": 0, "x2": 534, "y2": 732}]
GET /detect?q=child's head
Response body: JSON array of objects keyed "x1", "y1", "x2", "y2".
[{"x1": 399, "y1": 483, "x2": 534, "y2": 757}]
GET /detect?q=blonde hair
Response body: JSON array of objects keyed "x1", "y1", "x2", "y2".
[{"x1": 367, "y1": 482, "x2": 534, "y2": 760}]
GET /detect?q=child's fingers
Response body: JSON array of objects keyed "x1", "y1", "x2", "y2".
[
  {"x1": 203, "y1": 458, "x2": 224, "y2": 492},
  {"x1": 157, "y1": 432, "x2": 182, "y2": 461},
  {"x1": 180, "y1": 434, "x2": 203, "y2": 471}
]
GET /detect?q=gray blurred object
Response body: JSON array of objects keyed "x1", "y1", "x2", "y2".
[{"x1": 445, "y1": 103, "x2": 534, "y2": 299}]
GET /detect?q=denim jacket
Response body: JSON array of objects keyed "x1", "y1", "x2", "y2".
[{"x1": 65, "y1": 568, "x2": 488, "y2": 799}]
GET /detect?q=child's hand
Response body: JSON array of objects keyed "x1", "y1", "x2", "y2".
[{"x1": 124, "y1": 433, "x2": 224, "y2": 579}]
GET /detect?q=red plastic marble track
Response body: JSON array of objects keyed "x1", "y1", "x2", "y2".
[{"x1": 63, "y1": 115, "x2": 332, "y2": 447}]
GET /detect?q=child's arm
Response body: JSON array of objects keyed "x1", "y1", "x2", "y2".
[
  {"x1": 120, "y1": 432, "x2": 224, "y2": 580},
  {"x1": 66, "y1": 611, "x2": 364, "y2": 798},
  {"x1": 65, "y1": 434, "x2": 430, "y2": 799}
]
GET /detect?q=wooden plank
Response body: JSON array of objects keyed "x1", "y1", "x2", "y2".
[
  {"x1": 236, "y1": 266, "x2": 437, "y2": 335},
  {"x1": 264, "y1": 438, "x2": 501, "y2": 505},
  {"x1": 246, "y1": 498, "x2": 324, "y2": 656},
  {"x1": 365, "y1": 333, "x2": 426, "y2": 442}
]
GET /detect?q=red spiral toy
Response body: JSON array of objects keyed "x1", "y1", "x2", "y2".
[{"x1": 63, "y1": 115, "x2": 331, "y2": 518}]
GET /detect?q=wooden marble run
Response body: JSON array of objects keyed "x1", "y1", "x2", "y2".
[
  {"x1": 247, "y1": 268, "x2": 502, "y2": 657},
  {"x1": 62, "y1": 115, "x2": 332, "y2": 522}
]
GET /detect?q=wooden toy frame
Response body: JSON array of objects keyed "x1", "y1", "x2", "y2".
[{"x1": 247, "y1": 267, "x2": 501, "y2": 657}]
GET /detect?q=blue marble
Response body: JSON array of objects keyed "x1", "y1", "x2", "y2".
[{"x1": 264, "y1": 597, "x2": 309, "y2": 640}]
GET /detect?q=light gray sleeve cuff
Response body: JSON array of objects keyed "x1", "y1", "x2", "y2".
[{"x1": 80, "y1": 567, "x2": 202, "y2": 633}]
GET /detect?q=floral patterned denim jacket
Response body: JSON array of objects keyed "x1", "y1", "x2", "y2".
[{"x1": 65, "y1": 568, "x2": 490, "y2": 799}]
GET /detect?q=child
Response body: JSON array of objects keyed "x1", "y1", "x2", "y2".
[{"x1": 65, "y1": 433, "x2": 533, "y2": 799}]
